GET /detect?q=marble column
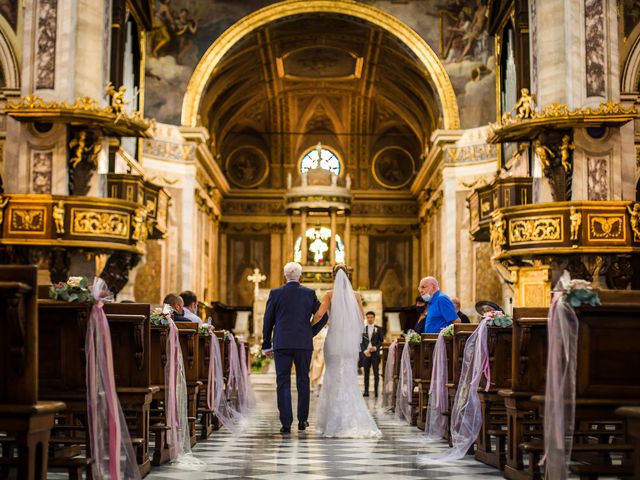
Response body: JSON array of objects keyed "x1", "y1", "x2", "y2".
[
  {"x1": 532, "y1": 0, "x2": 634, "y2": 201},
  {"x1": 300, "y1": 209, "x2": 308, "y2": 265},
  {"x1": 441, "y1": 170, "x2": 457, "y2": 296},
  {"x1": 285, "y1": 211, "x2": 293, "y2": 262},
  {"x1": 329, "y1": 208, "x2": 337, "y2": 264},
  {"x1": 344, "y1": 213, "x2": 351, "y2": 266}
]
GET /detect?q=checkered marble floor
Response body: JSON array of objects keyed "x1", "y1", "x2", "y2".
[{"x1": 146, "y1": 373, "x2": 504, "y2": 480}]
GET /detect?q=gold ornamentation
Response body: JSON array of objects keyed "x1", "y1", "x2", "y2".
[
  {"x1": 10, "y1": 208, "x2": 46, "y2": 233},
  {"x1": 68, "y1": 130, "x2": 103, "y2": 168},
  {"x1": 569, "y1": 207, "x2": 581, "y2": 241},
  {"x1": 559, "y1": 135, "x2": 575, "y2": 172},
  {"x1": 105, "y1": 83, "x2": 130, "y2": 121},
  {"x1": 52, "y1": 200, "x2": 65, "y2": 235},
  {"x1": 5, "y1": 95, "x2": 152, "y2": 136},
  {"x1": 509, "y1": 216, "x2": 562, "y2": 244},
  {"x1": 72, "y1": 210, "x2": 129, "y2": 238},
  {"x1": 0, "y1": 195, "x2": 8, "y2": 227},
  {"x1": 533, "y1": 139, "x2": 555, "y2": 171},
  {"x1": 628, "y1": 203, "x2": 640, "y2": 241},
  {"x1": 490, "y1": 212, "x2": 506, "y2": 251},
  {"x1": 131, "y1": 206, "x2": 148, "y2": 242},
  {"x1": 513, "y1": 88, "x2": 535, "y2": 120},
  {"x1": 589, "y1": 215, "x2": 623, "y2": 239},
  {"x1": 481, "y1": 198, "x2": 491, "y2": 215}
]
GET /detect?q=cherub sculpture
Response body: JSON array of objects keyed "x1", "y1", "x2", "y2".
[
  {"x1": 559, "y1": 135, "x2": 576, "y2": 172},
  {"x1": 513, "y1": 88, "x2": 536, "y2": 119},
  {"x1": 533, "y1": 139, "x2": 555, "y2": 171}
]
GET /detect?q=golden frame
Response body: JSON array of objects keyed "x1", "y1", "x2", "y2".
[
  {"x1": 371, "y1": 146, "x2": 415, "y2": 190},
  {"x1": 225, "y1": 145, "x2": 270, "y2": 188},
  {"x1": 181, "y1": 0, "x2": 460, "y2": 130}
]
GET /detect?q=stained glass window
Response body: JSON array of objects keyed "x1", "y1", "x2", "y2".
[
  {"x1": 293, "y1": 228, "x2": 345, "y2": 265},
  {"x1": 300, "y1": 146, "x2": 341, "y2": 175}
]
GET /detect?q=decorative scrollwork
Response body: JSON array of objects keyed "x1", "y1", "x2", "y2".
[
  {"x1": 589, "y1": 215, "x2": 623, "y2": 239},
  {"x1": 72, "y1": 210, "x2": 129, "y2": 238},
  {"x1": 509, "y1": 216, "x2": 562, "y2": 244}
]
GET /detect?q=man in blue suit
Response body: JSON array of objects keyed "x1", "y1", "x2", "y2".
[{"x1": 262, "y1": 262, "x2": 328, "y2": 433}]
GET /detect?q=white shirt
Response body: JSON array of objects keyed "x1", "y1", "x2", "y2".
[
  {"x1": 366, "y1": 324, "x2": 374, "y2": 350},
  {"x1": 183, "y1": 308, "x2": 202, "y2": 325}
]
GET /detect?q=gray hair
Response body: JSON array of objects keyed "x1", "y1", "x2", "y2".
[
  {"x1": 420, "y1": 276, "x2": 439, "y2": 289},
  {"x1": 283, "y1": 262, "x2": 302, "y2": 281}
]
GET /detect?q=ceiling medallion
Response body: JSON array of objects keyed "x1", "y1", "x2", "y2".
[
  {"x1": 371, "y1": 146, "x2": 415, "y2": 189},
  {"x1": 225, "y1": 146, "x2": 270, "y2": 188}
]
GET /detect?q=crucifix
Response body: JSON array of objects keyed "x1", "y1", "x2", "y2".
[{"x1": 247, "y1": 268, "x2": 267, "y2": 296}]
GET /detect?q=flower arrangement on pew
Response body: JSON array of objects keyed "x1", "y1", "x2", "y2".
[
  {"x1": 250, "y1": 344, "x2": 270, "y2": 373},
  {"x1": 441, "y1": 324, "x2": 455, "y2": 337},
  {"x1": 49, "y1": 276, "x2": 95, "y2": 303},
  {"x1": 405, "y1": 329, "x2": 422, "y2": 345},
  {"x1": 150, "y1": 305, "x2": 172, "y2": 326},
  {"x1": 483, "y1": 309, "x2": 513, "y2": 327},
  {"x1": 558, "y1": 277, "x2": 601, "y2": 307}
]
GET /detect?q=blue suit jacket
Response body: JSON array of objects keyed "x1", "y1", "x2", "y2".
[{"x1": 262, "y1": 282, "x2": 328, "y2": 351}]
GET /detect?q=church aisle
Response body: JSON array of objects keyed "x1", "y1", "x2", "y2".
[{"x1": 146, "y1": 373, "x2": 503, "y2": 480}]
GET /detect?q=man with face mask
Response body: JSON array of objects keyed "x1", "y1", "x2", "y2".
[{"x1": 417, "y1": 276, "x2": 458, "y2": 333}]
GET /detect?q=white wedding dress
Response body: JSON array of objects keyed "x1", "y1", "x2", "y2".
[{"x1": 315, "y1": 270, "x2": 382, "y2": 438}]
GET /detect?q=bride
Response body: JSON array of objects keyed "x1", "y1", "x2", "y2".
[{"x1": 311, "y1": 264, "x2": 382, "y2": 438}]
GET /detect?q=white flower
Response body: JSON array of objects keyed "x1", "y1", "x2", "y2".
[{"x1": 67, "y1": 276, "x2": 83, "y2": 288}]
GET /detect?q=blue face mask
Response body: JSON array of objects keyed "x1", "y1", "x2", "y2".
[{"x1": 421, "y1": 293, "x2": 431, "y2": 303}]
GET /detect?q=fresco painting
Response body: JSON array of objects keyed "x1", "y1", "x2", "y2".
[{"x1": 145, "y1": 0, "x2": 495, "y2": 127}]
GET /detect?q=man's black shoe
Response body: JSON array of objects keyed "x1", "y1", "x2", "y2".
[
  {"x1": 363, "y1": 392, "x2": 369, "y2": 397},
  {"x1": 298, "y1": 421, "x2": 309, "y2": 430},
  {"x1": 280, "y1": 426, "x2": 291, "y2": 433}
]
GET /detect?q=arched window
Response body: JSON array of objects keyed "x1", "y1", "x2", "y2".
[{"x1": 300, "y1": 145, "x2": 341, "y2": 175}]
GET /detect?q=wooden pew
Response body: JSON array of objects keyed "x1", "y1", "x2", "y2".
[
  {"x1": 197, "y1": 330, "x2": 227, "y2": 437},
  {"x1": 616, "y1": 407, "x2": 640, "y2": 480},
  {"x1": 391, "y1": 337, "x2": 405, "y2": 412},
  {"x1": 149, "y1": 324, "x2": 171, "y2": 465},
  {"x1": 103, "y1": 302, "x2": 158, "y2": 476},
  {"x1": 475, "y1": 325, "x2": 513, "y2": 469},
  {"x1": 445, "y1": 324, "x2": 477, "y2": 445},
  {"x1": 173, "y1": 322, "x2": 202, "y2": 447},
  {"x1": 416, "y1": 333, "x2": 439, "y2": 430},
  {"x1": 0, "y1": 266, "x2": 65, "y2": 480},
  {"x1": 496, "y1": 307, "x2": 548, "y2": 479},
  {"x1": 409, "y1": 340, "x2": 420, "y2": 425},
  {"x1": 502, "y1": 293, "x2": 640, "y2": 479}
]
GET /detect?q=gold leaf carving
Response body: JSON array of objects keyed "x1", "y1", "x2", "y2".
[
  {"x1": 509, "y1": 216, "x2": 562, "y2": 244},
  {"x1": 10, "y1": 208, "x2": 45, "y2": 232},
  {"x1": 72, "y1": 210, "x2": 129, "y2": 238},
  {"x1": 589, "y1": 215, "x2": 623, "y2": 239}
]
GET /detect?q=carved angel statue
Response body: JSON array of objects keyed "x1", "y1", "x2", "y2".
[
  {"x1": 132, "y1": 206, "x2": 149, "y2": 242},
  {"x1": 105, "y1": 82, "x2": 129, "y2": 118},
  {"x1": 513, "y1": 88, "x2": 536, "y2": 119},
  {"x1": 569, "y1": 207, "x2": 581, "y2": 241},
  {"x1": 559, "y1": 135, "x2": 576, "y2": 172},
  {"x1": 345, "y1": 174, "x2": 352, "y2": 190},
  {"x1": 490, "y1": 213, "x2": 506, "y2": 251},
  {"x1": 533, "y1": 139, "x2": 555, "y2": 171},
  {"x1": 52, "y1": 200, "x2": 65, "y2": 235},
  {"x1": 627, "y1": 203, "x2": 640, "y2": 241}
]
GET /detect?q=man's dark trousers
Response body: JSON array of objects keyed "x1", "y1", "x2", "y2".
[
  {"x1": 363, "y1": 353, "x2": 380, "y2": 396},
  {"x1": 274, "y1": 348, "x2": 312, "y2": 427}
]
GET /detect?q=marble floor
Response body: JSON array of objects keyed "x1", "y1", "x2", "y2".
[{"x1": 146, "y1": 373, "x2": 504, "y2": 480}]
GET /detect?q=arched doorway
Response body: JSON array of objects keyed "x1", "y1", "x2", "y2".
[{"x1": 181, "y1": 0, "x2": 459, "y2": 130}]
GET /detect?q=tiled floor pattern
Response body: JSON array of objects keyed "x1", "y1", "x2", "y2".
[{"x1": 145, "y1": 373, "x2": 504, "y2": 479}]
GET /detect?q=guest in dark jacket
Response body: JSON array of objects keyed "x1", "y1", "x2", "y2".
[
  {"x1": 452, "y1": 297, "x2": 470, "y2": 324},
  {"x1": 360, "y1": 311, "x2": 384, "y2": 398}
]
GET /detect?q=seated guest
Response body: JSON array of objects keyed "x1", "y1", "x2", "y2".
[
  {"x1": 452, "y1": 297, "x2": 470, "y2": 324},
  {"x1": 417, "y1": 276, "x2": 458, "y2": 333},
  {"x1": 180, "y1": 290, "x2": 203, "y2": 325},
  {"x1": 475, "y1": 300, "x2": 504, "y2": 317},
  {"x1": 163, "y1": 293, "x2": 187, "y2": 322},
  {"x1": 414, "y1": 295, "x2": 427, "y2": 332}
]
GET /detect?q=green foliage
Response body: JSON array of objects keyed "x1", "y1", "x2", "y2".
[{"x1": 49, "y1": 277, "x2": 94, "y2": 303}]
